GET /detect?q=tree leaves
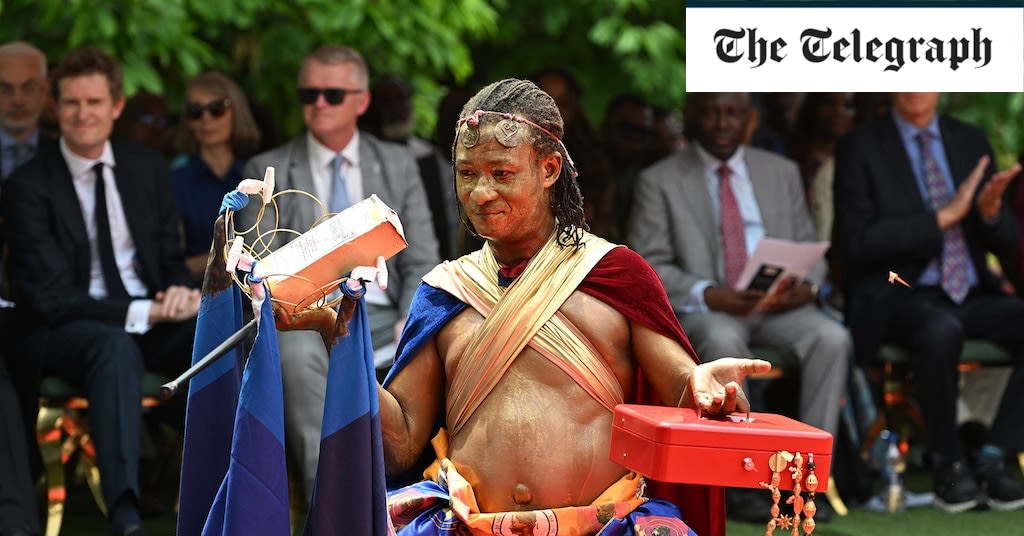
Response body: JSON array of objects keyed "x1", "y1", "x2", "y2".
[{"x1": 0, "y1": 0, "x2": 1016, "y2": 161}]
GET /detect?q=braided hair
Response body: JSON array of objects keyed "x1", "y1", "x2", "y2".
[{"x1": 454, "y1": 79, "x2": 588, "y2": 249}]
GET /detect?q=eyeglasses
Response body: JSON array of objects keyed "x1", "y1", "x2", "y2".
[
  {"x1": 184, "y1": 98, "x2": 231, "y2": 120},
  {"x1": 296, "y1": 87, "x2": 364, "y2": 106}
]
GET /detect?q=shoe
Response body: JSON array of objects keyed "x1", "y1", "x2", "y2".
[
  {"x1": 933, "y1": 461, "x2": 983, "y2": 513},
  {"x1": 726, "y1": 487, "x2": 772, "y2": 524},
  {"x1": 976, "y1": 456, "x2": 1024, "y2": 511}
]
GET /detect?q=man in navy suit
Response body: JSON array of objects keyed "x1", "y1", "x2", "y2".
[
  {"x1": 835, "y1": 92, "x2": 1024, "y2": 513},
  {"x1": 1, "y1": 47, "x2": 198, "y2": 536},
  {"x1": 0, "y1": 353, "x2": 38, "y2": 536},
  {"x1": 0, "y1": 40, "x2": 50, "y2": 536}
]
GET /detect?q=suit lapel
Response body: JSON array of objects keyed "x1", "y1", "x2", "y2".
[
  {"x1": 939, "y1": 117, "x2": 970, "y2": 187},
  {"x1": 744, "y1": 150, "x2": 778, "y2": 235},
  {"x1": 283, "y1": 136, "x2": 317, "y2": 235},
  {"x1": 357, "y1": 135, "x2": 402, "y2": 302},
  {"x1": 359, "y1": 136, "x2": 387, "y2": 204},
  {"x1": 879, "y1": 117, "x2": 929, "y2": 213},
  {"x1": 45, "y1": 148, "x2": 91, "y2": 276},
  {"x1": 110, "y1": 144, "x2": 146, "y2": 255},
  {"x1": 112, "y1": 141, "x2": 168, "y2": 292},
  {"x1": 675, "y1": 148, "x2": 720, "y2": 275}
]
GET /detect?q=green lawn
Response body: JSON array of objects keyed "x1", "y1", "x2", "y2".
[
  {"x1": 727, "y1": 464, "x2": 1024, "y2": 536},
  {"x1": 728, "y1": 506, "x2": 1024, "y2": 535},
  {"x1": 52, "y1": 460, "x2": 1024, "y2": 535}
]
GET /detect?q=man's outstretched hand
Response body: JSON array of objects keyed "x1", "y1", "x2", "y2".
[{"x1": 681, "y1": 357, "x2": 773, "y2": 415}]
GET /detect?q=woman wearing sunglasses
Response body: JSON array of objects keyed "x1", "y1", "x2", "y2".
[{"x1": 170, "y1": 71, "x2": 261, "y2": 283}]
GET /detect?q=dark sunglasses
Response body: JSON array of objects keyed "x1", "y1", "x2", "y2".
[
  {"x1": 184, "y1": 98, "x2": 231, "y2": 120},
  {"x1": 297, "y1": 87, "x2": 364, "y2": 106}
]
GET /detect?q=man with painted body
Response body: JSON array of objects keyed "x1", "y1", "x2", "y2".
[{"x1": 377, "y1": 79, "x2": 770, "y2": 536}]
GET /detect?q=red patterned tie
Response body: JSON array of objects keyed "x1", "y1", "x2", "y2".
[
  {"x1": 917, "y1": 132, "x2": 970, "y2": 303},
  {"x1": 719, "y1": 164, "x2": 747, "y2": 288}
]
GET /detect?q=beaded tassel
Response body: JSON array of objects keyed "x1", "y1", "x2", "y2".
[
  {"x1": 760, "y1": 451, "x2": 818, "y2": 535},
  {"x1": 788, "y1": 453, "x2": 804, "y2": 536},
  {"x1": 803, "y1": 453, "x2": 818, "y2": 534}
]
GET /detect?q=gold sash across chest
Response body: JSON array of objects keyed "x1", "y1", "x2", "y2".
[{"x1": 422, "y1": 232, "x2": 624, "y2": 437}]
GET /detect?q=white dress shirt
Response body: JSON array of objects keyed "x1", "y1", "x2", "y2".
[
  {"x1": 61, "y1": 138, "x2": 153, "y2": 333},
  {"x1": 305, "y1": 131, "x2": 390, "y2": 306},
  {"x1": 683, "y1": 144, "x2": 767, "y2": 313}
]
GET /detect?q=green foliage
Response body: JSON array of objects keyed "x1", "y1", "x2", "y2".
[
  {"x1": 469, "y1": 0, "x2": 686, "y2": 124},
  {"x1": 945, "y1": 93, "x2": 1024, "y2": 168},
  {"x1": 3, "y1": 0, "x2": 1018, "y2": 159},
  {"x1": 0, "y1": 0, "x2": 498, "y2": 138}
]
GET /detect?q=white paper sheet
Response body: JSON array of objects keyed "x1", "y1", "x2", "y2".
[{"x1": 733, "y1": 238, "x2": 830, "y2": 291}]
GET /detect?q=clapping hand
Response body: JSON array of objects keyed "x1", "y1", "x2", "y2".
[{"x1": 977, "y1": 160, "x2": 1022, "y2": 220}]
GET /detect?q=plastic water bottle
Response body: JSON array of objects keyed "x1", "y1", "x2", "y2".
[{"x1": 884, "y1": 432, "x2": 907, "y2": 513}]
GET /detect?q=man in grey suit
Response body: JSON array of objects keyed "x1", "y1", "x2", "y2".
[
  {"x1": 629, "y1": 92, "x2": 849, "y2": 520},
  {"x1": 239, "y1": 45, "x2": 439, "y2": 502}
]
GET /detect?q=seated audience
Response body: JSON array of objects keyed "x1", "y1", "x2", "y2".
[
  {"x1": 531, "y1": 67, "x2": 618, "y2": 241},
  {"x1": 853, "y1": 92, "x2": 891, "y2": 126},
  {"x1": 748, "y1": 92, "x2": 804, "y2": 156},
  {"x1": 787, "y1": 92, "x2": 855, "y2": 221},
  {"x1": 601, "y1": 94, "x2": 675, "y2": 240},
  {"x1": 361, "y1": 73, "x2": 460, "y2": 259},
  {"x1": 0, "y1": 350, "x2": 40, "y2": 536},
  {"x1": 0, "y1": 41, "x2": 48, "y2": 181},
  {"x1": 1012, "y1": 151, "x2": 1024, "y2": 292},
  {"x1": 170, "y1": 71, "x2": 261, "y2": 283},
  {"x1": 788, "y1": 93, "x2": 856, "y2": 309},
  {"x1": 1, "y1": 47, "x2": 199, "y2": 536},
  {"x1": 834, "y1": 92, "x2": 1024, "y2": 513},
  {"x1": 630, "y1": 92, "x2": 850, "y2": 523},
  {"x1": 432, "y1": 83, "x2": 480, "y2": 256},
  {"x1": 113, "y1": 91, "x2": 174, "y2": 161}
]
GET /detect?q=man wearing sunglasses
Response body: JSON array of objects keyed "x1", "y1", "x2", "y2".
[{"x1": 239, "y1": 45, "x2": 439, "y2": 505}]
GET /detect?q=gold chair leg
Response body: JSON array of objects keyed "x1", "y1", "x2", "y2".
[
  {"x1": 36, "y1": 407, "x2": 66, "y2": 536},
  {"x1": 77, "y1": 432, "x2": 107, "y2": 516},
  {"x1": 825, "y1": 476, "x2": 849, "y2": 517}
]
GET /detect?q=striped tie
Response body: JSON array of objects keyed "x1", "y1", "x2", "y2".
[
  {"x1": 719, "y1": 164, "x2": 747, "y2": 288},
  {"x1": 917, "y1": 132, "x2": 970, "y2": 303}
]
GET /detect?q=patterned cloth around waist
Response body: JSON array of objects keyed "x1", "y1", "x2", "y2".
[{"x1": 387, "y1": 458, "x2": 696, "y2": 536}]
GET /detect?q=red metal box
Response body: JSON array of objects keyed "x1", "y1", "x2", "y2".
[{"x1": 610, "y1": 404, "x2": 832, "y2": 491}]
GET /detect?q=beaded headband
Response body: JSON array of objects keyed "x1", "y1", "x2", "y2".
[{"x1": 456, "y1": 109, "x2": 578, "y2": 178}]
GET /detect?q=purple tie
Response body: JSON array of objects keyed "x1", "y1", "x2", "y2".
[
  {"x1": 916, "y1": 132, "x2": 970, "y2": 304},
  {"x1": 719, "y1": 165, "x2": 747, "y2": 288}
]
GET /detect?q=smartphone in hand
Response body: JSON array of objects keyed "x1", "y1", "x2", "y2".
[{"x1": 746, "y1": 263, "x2": 784, "y2": 292}]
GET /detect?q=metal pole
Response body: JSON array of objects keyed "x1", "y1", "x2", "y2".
[{"x1": 159, "y1": 318, "x2": 259, "y2": 400}]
